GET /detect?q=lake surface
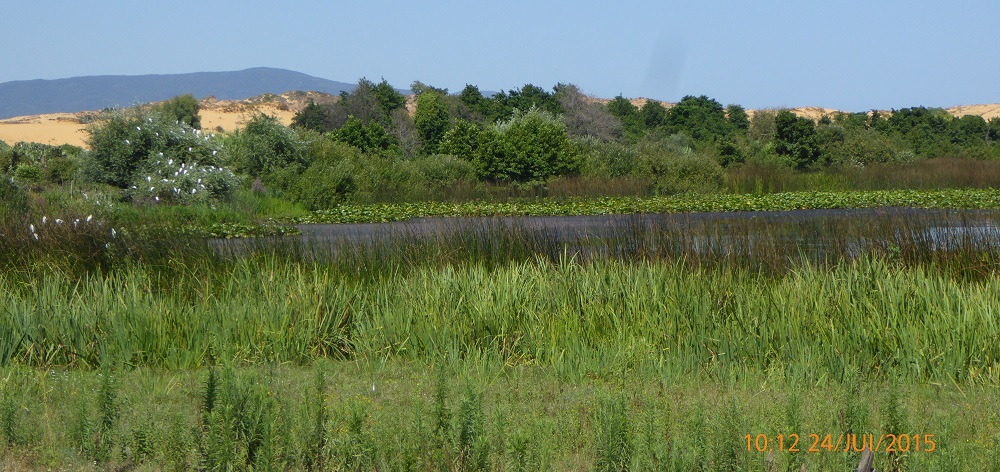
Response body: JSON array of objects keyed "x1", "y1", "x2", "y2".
[{"x1": 213, "y1": 207, "x2": 1000, "y2": 261}]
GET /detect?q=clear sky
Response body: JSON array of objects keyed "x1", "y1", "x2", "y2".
[{"x1": 2, "y1": 0, "x2": 997, "y2": 111}]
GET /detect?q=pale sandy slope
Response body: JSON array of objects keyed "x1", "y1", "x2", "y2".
[
  {"x1": 0, "y1": 99, "x2": 297, "y2": 148},
  {"x1": 0, "y1": 94, "x2": 997, "y2": 148}
]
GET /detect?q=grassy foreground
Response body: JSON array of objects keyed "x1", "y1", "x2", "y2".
[
  {"x1": 2, "y1": 361, "x2": 998, "y2": 471},
  {"x1": 3, "y1": 206, "x2": 1000, "y2": 469},
  {"x1": 2, "y1": 255, "x2": 1000, "y2": 469}
]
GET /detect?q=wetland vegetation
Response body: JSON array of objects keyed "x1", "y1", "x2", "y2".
[{"x1": 2, "y1": 84, "x2": 1000, "y2": 470}]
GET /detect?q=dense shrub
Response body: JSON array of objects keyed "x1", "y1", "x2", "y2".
[
  {"x1": 12, "y1": 142, "x2": 61, "y2": 165},
  {"x1": 12, "y1": 164, "x2": 42, "y2": 184},
  {"x1": 575, "y1": 137, "x2": 639, "y2": 177},
  {"x1": 438, "y1": 120, "x2": 482, "y2": 161},
  {"x1": 822, "y1": 128, "x2": 913, "y2": 166},
  {"x1": 0, "y1": 178, "x2": 29, "y2": 217},
  {"x1": 155, "y1": 94, "x2": 201, "y2": 129},
  {"x1": 85, "y1": 108, "x2": 221, "y2": 188},
  {"x1": 333, "y1": 117, "x2": 397, "y2": 156},
  {"x1": 42, "y1": 156, "x2": 79, "y2": 184},
  {"x1": 289, "y1": 139, "x2": 363, "y2": 209},
  {"x1": 127, "y1": 158, "x2": 240, "y2": 205},
  {"x1": 633, "y1": 133, "x2": 723, "y2": 194},
  {"x1": 474, "y1": 108, "x2": 580, "y2": 183},
  {"x1": 222, "y1": 113, "x2": 306, "y2": 183},
  {"x1": 775, "y1": 110, "x2": 822, "y2": 170},
  {"x1": 414, "y1": 92, "x2": 450, "y2": 154},
  {"x1": 410, "y1": 154, "x2": 476, "y2": 193},
  {"x1": 0, "y1": 141, "x2": 12, "y2": 173},
  {"x1": 292, "y1": 160, "x2": 357, "y2": 210}
]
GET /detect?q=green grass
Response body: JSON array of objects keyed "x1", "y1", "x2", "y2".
[
  {"x1": 5, "y1": 174, "x2": 1000, "y2": 469},
  {"x1": 3, "y1": 254, "x2": 1000, "y2": 384},
  {"x1": 2, "y1": 362, "x2": 998, "y2": 471}
]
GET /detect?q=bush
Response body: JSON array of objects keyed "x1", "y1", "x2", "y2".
[
  {"x1": 85, "y1": 108, "x2": 221, "y2": 188},
  {"x1": 439, "y1": 120, "x2": 482, "y2": 161},
  {"x1": 0, "y1": 141, "x2": 12, "y2": 174},
  {"x1": 635, "y1": 148, "x2": 724, "y2": 195},
  {"x1": 127, "y1": 158, "x2": 240, "y2": 205},
  {"x1": 0, "y1": 178, "x2": 29, "y2": 217},
  {"x1": 474, "y1": 108, "x2": 580, "y2": 183},
  {"x1": 12, "y1": 142, "x2": 61, "y2": 165},
  {"x1": 411, "y1": 154, "x2": 476, "y2": 193},
  {"x1": 292, "y1": 160, "x2": 356, "y2": 210},
  {"x1": 12, "y1": 164, "x2": 42, "y2": 184},
  {"x1": 42, "y1": 156, "x2": 79, "y2": 184},
  {"x1": 575, "y1": 137, "x2": 638, "y2": 177},
  {"x1": 289, "y1": 139, "x2": 363, "y2": 209},
  {"x1": 222, "y1": 113, "x2": 306, "y2": 183},
  {"x1": 156, "y1": 94, "x2": 201, "y2": 129},
  {"x1": 823, "y1": 128, "x2": 913, "y2": 166}
]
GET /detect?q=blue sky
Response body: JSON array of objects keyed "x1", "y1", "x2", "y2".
[{"x1": 2, "y1": 0, "x2": 997, "y2": 111}]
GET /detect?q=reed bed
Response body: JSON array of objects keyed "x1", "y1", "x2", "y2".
[
  {"x1": 3, "y1": 208, "x2": 1000, "y2": 469},
  {"x1": 4, "y1": 240, "x2": 1000, "y2": 383}
]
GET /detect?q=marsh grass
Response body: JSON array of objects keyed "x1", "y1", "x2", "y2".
[
  {"x1": 727, "y1": 158, "x2": 1000, "y2": 194},
  {"x1": 1, "y1": 362, "x2": 994, "y2": 470},
  {"x1": 5, "y1": 190, "x2": 1000, "y2": 468}
]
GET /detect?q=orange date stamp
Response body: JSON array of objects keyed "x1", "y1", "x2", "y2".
[{"x1": 745, "y1": 433, "x2": 936, "y2": 454}]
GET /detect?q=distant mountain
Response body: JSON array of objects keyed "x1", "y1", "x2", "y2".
[{"x1": 0, "y1": 68, "x2": 358, "y2": 119}]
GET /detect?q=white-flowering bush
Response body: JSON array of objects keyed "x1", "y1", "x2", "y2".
[
  {"x1": 84, "y1": 108, "x2": 224, "y2": 188},
  {"x1": 128, "y1": 157, "x2": 240, "y2": 205}
]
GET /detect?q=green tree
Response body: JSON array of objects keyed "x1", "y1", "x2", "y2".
[
  {"x1": 950, "y1": 114, "x2": 988, "y2": 146},
  {"x1": 410, "y1": 80, "x2": 448, "y2": 96},
  {"x1": 474, "y1": 108, "x2": 579, "y2": 182},
  {"x1": 223, "y1": 113, "x2": 306, "y2": 184},
  {"x1": 868, "y1": 110, "x2": 890, "y2": 133},
  {"x1": 833, "y1": 112, "x2": 869, "y2": 130},
  {"x1": 438, "y1": 120, "x2": 483, "y2": 160},
  {"x1": 640, "y1": 101, "x2": 668, "y2": 129},
  {"x1": 459, "y1": 84, "x2": 490, "y2": 120},
  {"x1": 663, "y1": 95, "x2": 733, "y2": 142},
  {"x1": 157, "y1": 94, "x2": 201, "y2": 129},
  {"x1": 372, "y1": 78, "x2": 407, "y2": 116},
  {"x1": 414, "y1": 92, "x2": 451, "y2": 154},
  {"x1": 291, "y1": 101, "x2": 330, "y2": 132},
  {"x1": 334, "y1": 116, "x2": 396, "y2": 155},
  {"x1": 726, "y1": 104, "x2": 750, "y2": 132},
  {"x1": 774, "y1": 110, "x2": 822, "y2": 169},
  {"x1": 606, "y1": 96, "x2": 643, "y2": 139}
]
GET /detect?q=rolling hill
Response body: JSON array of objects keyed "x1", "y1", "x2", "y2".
[{"x1": 0, "y1": 68, "x2": 357, "y2": 119}]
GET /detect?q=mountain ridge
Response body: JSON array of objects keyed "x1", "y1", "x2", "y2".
[{"x1": 0, "y1": 68, "x2": 358, "y2": 119}]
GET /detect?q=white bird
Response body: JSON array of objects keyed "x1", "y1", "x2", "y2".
[
  {"x1": 125, "y1": 139, "x2": 130, "y2": 145},
  {"x1": 29, "y1": 224, "x2": 35, "y2": 233},
  {"x1": 42, "y1": 216, "x2": 47, "y2": 224},
  {"x1": 110, "y1": 228, "x2": 116, "y2": 238},
  {"x1": 86, "y1": 215, "x2": 93, "y2": 222}
]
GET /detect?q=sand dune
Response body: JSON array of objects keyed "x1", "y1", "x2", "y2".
[{"x1": 0, "y1": 93, "x2": 997, "y2": 148}]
